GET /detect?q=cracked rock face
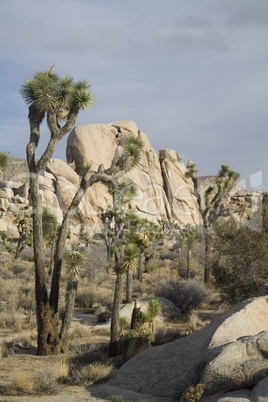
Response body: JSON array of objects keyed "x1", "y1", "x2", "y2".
[{"x1": 66, "y1": 119, "x2": 202, "y2": 227}]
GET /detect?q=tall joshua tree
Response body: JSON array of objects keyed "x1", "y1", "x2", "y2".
[
  {"x1": 202, "y1": 165, "x2": 240, "y2": 284},
  {"x1": 20, "y1": 66, "x2": 144, "y2": 355},
  {"x1": 185, "y1": 163, "x2": 240, "y2": 284}
]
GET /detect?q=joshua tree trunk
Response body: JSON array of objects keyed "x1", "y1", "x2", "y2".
[
  {"x1": 131, "y1": 300, "x2": 141, "y2": 330},
  {"x1": 187, "y1": 250, "x2": 191, "y2": 279},
  {"x1": 59, "y1": 280, "x2": 78, "y2": 345},
  {"x1": 48, "y1": 227, "x2": 57, "y2": 275},
  {"x1": 126, "y1": 272, "x2": 133, "y2": 303},
  {"x1": 109, "y1": 271, "x2": 124, "y2": 357},
  {"x1": 204, "y1": 229, "x2": 212, "y2": 284},
  {"x1": 30, "y1": 172, "x2": 60, "y2": 355},
  {"x1": 137, "y1": 253, "x2": 143, "y2": 282}
]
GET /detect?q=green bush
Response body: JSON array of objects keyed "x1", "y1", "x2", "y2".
[
  {"x1": 180, "y1": 383, "x2": 206, "y2": 402},
  {"x1": 144, "y1": 262, "x2": 158, "y2": 273},
  {"x1": 212, "y1": 220, "x2": 268, "y2": 303},
  {"x1": 110, "y1": 396, "x2": 124, "y2": 402}
]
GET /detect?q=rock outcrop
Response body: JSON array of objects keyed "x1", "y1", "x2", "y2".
[
  {"x1": 66, "y1": 120, "x2": 203, "y2": 227},
  {"x1": 0, "y1": 120, "x2": 260, "y2": 237},
  {"x1": 106, "y1": 296, "x2": 268, "y2": 400}
]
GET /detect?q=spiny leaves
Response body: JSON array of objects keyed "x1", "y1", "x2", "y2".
[
  {"x1": 74, "y1": 80, "x2": 94, "y2": 110},
  {"x1": 117, "y1": 179, "x2": 137, "y2": 204},
  {"x1": 125, "y1": 135, "x2": 144, "y2": 168},
  {"x1": 20, "y1": 69, "x2": 59, "y2": 111},
  {"x1": 120, "y1": 242, "x2": 140, "y2": 273},
  {"x1": 42, "y1": 208, "x2": 58, "y2": 242},
  {"x1": 185, "y1": 160, "x2": 198, "y2": 179},
  {"x1": 20, "y1": 66, "x2": 94, "y2": 117},
  {"x1": 64, "y1": 247, "x2": 85, "y2": 281},
  {"x1": 0, "y1": 152, "x2": 10, "y2": 169}
]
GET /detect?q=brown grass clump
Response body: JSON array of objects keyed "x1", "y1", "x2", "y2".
[
  {"x1": 33, "y1": 367, "x2": 59, "y2": 394},
  {"x1": 85, "y1": 361, "x2": 115, "y2": 384},
  {"x1": 12, "y1": 371, "x2": 35, "y2": 393}
]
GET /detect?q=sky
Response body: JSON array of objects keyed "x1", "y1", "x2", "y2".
[{"x1": 0, "y1": 0, "x2": 268, "y2": 191}]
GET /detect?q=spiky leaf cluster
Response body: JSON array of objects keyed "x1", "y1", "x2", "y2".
[
  {"x1": 185, "y1": 160, "x2": 198, "y2": 179},
  {"x1": 117, "y1": 179, "x2": 137, "y2": 205},
  {"x1": 120, "y1": 242, "x2": 139, "y2": 273},
  {"x1": 42, "y1": 208, "x2": 58, "y2": 243},
  {"x1": 20, "y1": 66, "x2": 93, "y2": 122},
  {"x1": 125, "y1": 136, "x2": 144, "y2": 168},
  {"x1": 64, "y1": 247, "x2": 85, "y2": 281},
  {"x1": 0, "y1": 152, "x2": 10, "y2": 169}
]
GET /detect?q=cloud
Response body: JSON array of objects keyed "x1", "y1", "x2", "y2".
[
  {"x1": 157, "y1": 15, "x2": 227, "y2": 51},
  {"x1": 208, "y1": 0, "x2": 268, "y2": 28}
]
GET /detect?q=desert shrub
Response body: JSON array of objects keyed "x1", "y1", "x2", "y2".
[
  {"x1": 9, "y1": 263, "x2": 27, "y2": 276},
  {"x1": 8, "y1": 364, "x2": 61, "y2": 395},
  {"x1": 144, "y1": 262, "x2": 158, "y2": 273},
  {"x1": 180, "y1": 383, "x2": 206, "y2": 402},
  {"x1": 0, "y1": 309, "x2": 22, "y2": 331},
  {"x1": 68, "y1": 323, "x2": 92, "y2": 340},
  {"x1": 12, "y1": 371, "x2": 34, "y2": 393},
  {"x1": 156, "y1": 279, "x2": 210, "y2": 314},
  {"x1": 95, "y1": 287, "x2": 114, "y2": 311},
  {"x1": 0, "y1": 267, "x2": 15, "y2": 279},
  {"x1": 84, "y1": 361, "x2": 115, "y2": 383},
  {"x1": 75, "y1": 287, "x2": 96, "y2": 308},
  {"x1": 185, "y1": 312, "x2": 204, "y2": 331},
  {"x1": 33, "y1": 368, "x2": 59, "y2": 394},
  {"x1": 212, "y1": 220, "x2": 268, "y2": 303},
  {"x1": 154, "y1": 327, "x2": 182, "y2": 345},
  {"x1": 110, "y1": 396, "x2": 124, "y2": 402}
]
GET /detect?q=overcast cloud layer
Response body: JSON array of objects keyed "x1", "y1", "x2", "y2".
[{"x1": 1, "y1": 0, "x2": 268, "y2": 191}]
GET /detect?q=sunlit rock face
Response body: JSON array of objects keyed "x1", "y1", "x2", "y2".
[{"x1": 66, "y1": 119, "x2": 202, "y2": 229}]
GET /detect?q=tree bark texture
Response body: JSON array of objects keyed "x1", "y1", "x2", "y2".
[
  {"x1": 137, "y1": 253, "x2": 143, "y2": 282},
  {"x1": 126, "y1": 272, "x2": 133, "y2": 303},
  {"x1": 187, "y1": 250, "x2": 191, "y2": 279},
  {"x1": 204, "y1": 230, "x2": 212, "y2": 284},
  {"x1": 59, "y1": 280, "x2": 77, "y2": 344},
  {"x1": 109, "y1": 272, "x2": 124, "y2": 357}
]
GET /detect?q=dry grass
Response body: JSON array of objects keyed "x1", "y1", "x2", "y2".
[
  {"x1": 12, "y1": 371, "x2": 35, "y2": 393},
  {"x1": 3, "y1": 358, "x2": 69, "y2": 395},
  {"x1": 85, "y1": 361, "x2": 115, "y2": 384},
  {"x1": 67, "y1": 322, "x2": 92, "y2": 341},
  {"x1": 231, "y1": 361, "x2": 267, "y2": 389},
  {"x1": 0, "y1": 341, "x2": 6, "y2": 360}
]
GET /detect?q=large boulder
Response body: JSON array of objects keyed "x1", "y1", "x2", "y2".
[
  {"x1": 66, "y1": 120, "x2": 201, "y2": 226},
  {"x1": 202, "y1": 331, "x2": 268, "y2": 396},
  {"x1": 106, "y1": 296, "x2": 268, "y2": 400}
]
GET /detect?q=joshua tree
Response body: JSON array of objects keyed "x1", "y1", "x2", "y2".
[
  {"x1": 186, "y1": 162, "x2": 240, "y2": 284},
  {"x1": 13, "y1": 206, "x2": 32, "y2": 259},
  {"x1": 129, "y1": 218, "x2": 162, "y2": 283},
  {"x1": 20, "y1": 66, "x2": 144, "y2": 355},
  {"x1": 59, "y1": 246, "x2": 85, "y2": 344},
  {"x1": 42, "y1": 207, "x2": 58, "y2": 274},
  {"x1": 99, "y1": 180, "x2": 137, "y2": 274},
  {"x1": 109, "y1": 241, "x2": 139, "y2": 357},
  {"x1": 0, "y1": 151, "x2": 10, "y2": 180},
  {"x1": 202, "y1": 165, "x2": 240, "y2": 284}
]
